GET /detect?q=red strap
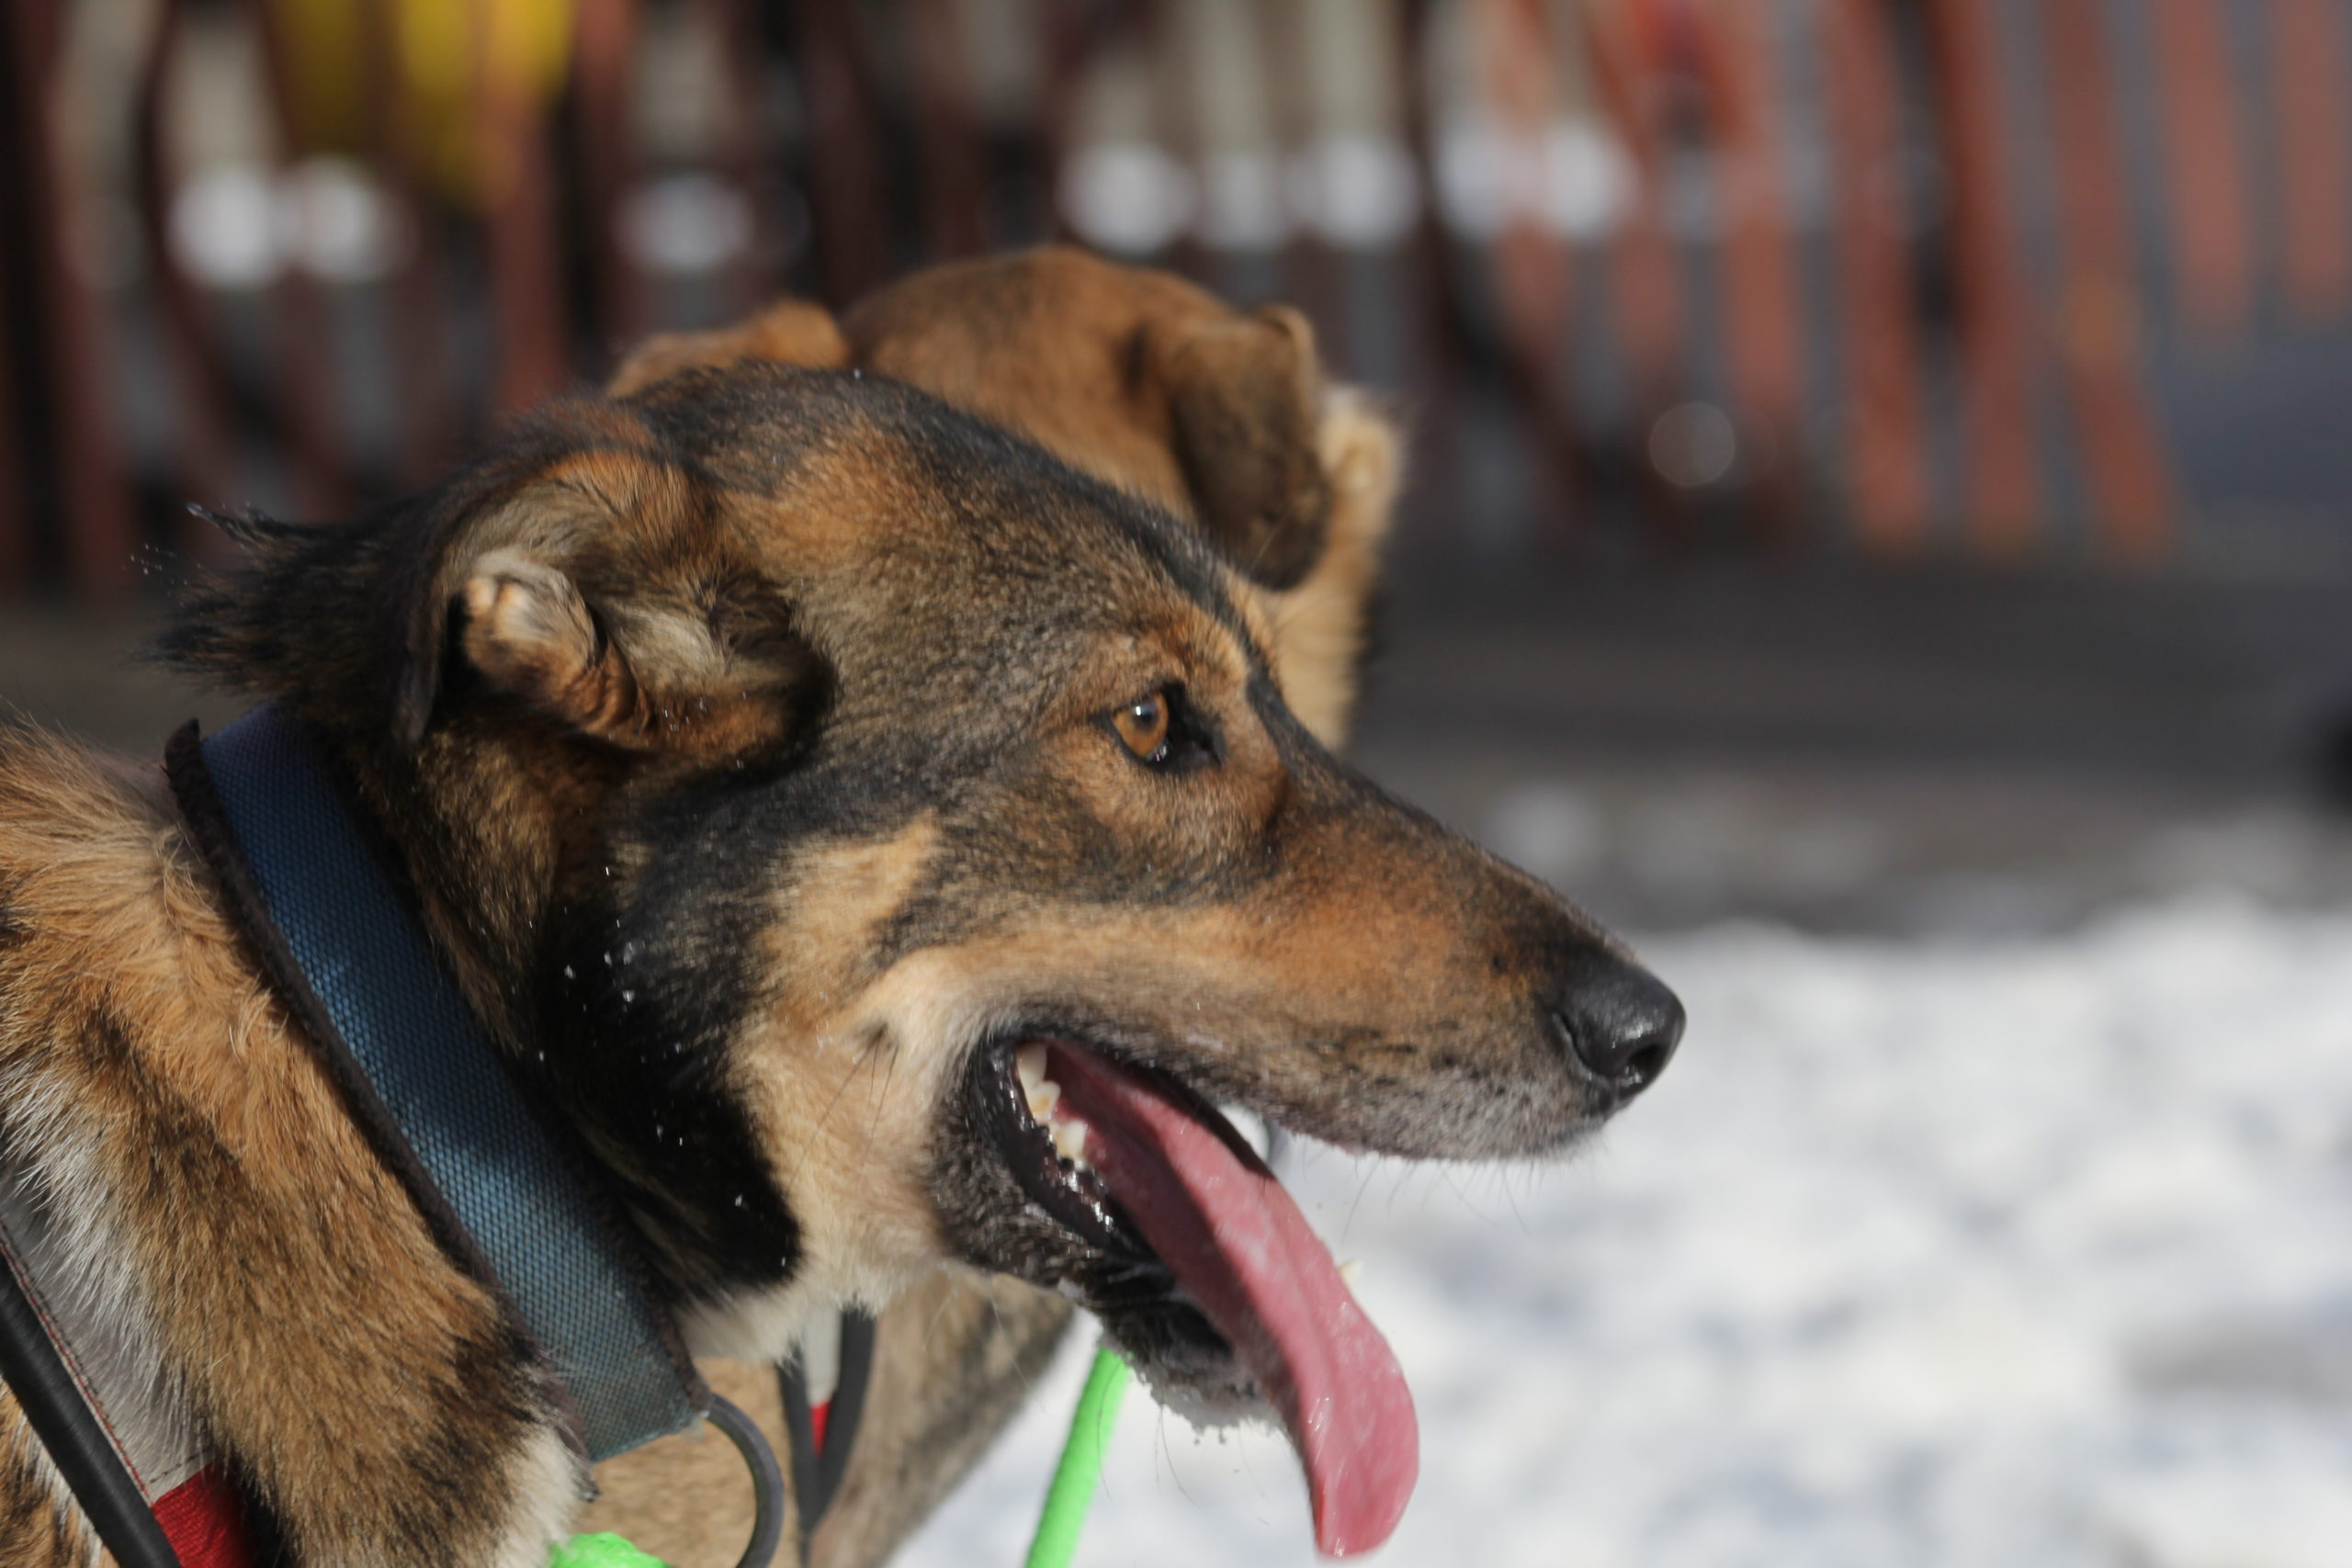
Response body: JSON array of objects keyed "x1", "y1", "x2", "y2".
[
  {"x1": 808, "y1": 1399, "x2": 831, "y2": 1454},
  {"x1": 152, "y1": 1467, "x2": 255, "y2": 1568}
]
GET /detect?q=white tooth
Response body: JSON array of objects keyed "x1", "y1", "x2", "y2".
[
  {"x1": 1051, "y1": 1114, "x2": 1091, "y2": 1166},
  {"x1": 1338, "y1": 1258, "x2": 1364, "y2": 1291},
  {"x1": 1026, "y1": 1078, "x2": 1062, "y2": 1120},
  {"x1": 1016, "y1": 1043, "x2": 1047, "y2": 1095}
]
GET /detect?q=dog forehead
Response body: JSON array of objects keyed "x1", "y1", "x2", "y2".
[
  {"x1": 702, "y1": 391, "x2": 1250, "y2": 632},
  {"x1": 610, "y1": 362, "x2": 1273, "y2": 724}
]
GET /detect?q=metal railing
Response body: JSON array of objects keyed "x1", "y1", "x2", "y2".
[{"x1": 3, "y1": 0, "x2": 2346, "y2": 597}]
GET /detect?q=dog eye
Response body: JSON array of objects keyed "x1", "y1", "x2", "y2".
[
  {"x1": 1106, "y1": 686, "x2": 1219, "y2": 773},
  {"x1": 1113, "y1": 694, "x2": 1170, "y2": 761}
]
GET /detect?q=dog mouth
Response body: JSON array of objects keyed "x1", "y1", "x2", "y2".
[{"x1": 976, "y1": 1035, "x2": 1418, "y2": 1557}]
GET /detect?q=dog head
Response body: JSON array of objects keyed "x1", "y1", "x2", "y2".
[
  {"x1": 611, "y1": 246, "x2": 1396, "y2": 749},
  {"x1": 174, "y1": 257, "x2": 1679, "y2": 1556}
]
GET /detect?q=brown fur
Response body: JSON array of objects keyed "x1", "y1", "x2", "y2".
[
  {"x1": 1, "y1": 1390, "x2": 87, "y2": 1568},
  {"x1": 0, "y1": 732, "x2": 568, "y2": 1565},
  {"x1": 613, "y1": 248, "x2": 1397, "y2": 750},
  {"x1": 584, "y1": 254, "x2": 1397, "y2": 1568},
  {"x1": 0, "y1": 253, "x2": 1670, "y2": 1568},
  {"x1": 605, "y1": 300, "x2": 852, "y2": 401}
]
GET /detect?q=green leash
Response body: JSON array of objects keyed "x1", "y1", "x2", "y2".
[
  {"x1": 550, "y1": 1535, "x2": 670, "y2": 1568},
  {"x1": 1024, "y1": 1346, "x2": 1132, "y2": 1568},
  {"x1": 549, "y1": 1345, "x2": 1132, "y2": 1568}
]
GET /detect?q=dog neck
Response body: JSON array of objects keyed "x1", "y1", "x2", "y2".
[{"x1": 166, "y1": 706, "x2": 709, "y2": 1461}]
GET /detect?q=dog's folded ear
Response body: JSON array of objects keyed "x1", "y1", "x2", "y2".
[
  {"x1": 1138, "y1": 303, "x2": 1333, "y2": 592},
  {"x1": 831, "y1": 247, "x2": 1400, "y2": 746},
  {"x1": 609, "y1": 250, "x2": 1397, "y2": 747},
  {"x1": 396, "y1": 453, "x2": 820, "y2": 761},
  {"x1": 605, "y1": 298, "x2": 851, "y2": 396},
  {"x1": 1250, "y1": 386, "x2": 1399, "y2": 747},
  {"x1": 841, "y1": 250, "x2": 1341, "y2": 594},
  {"x1": 1128, "y1": 299, "x2": 1399, "y2": 746}
]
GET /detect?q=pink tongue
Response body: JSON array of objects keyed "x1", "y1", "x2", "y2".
[{"x1": 1046, "y1": 1044, "x2": 1418, "y2": 1556}]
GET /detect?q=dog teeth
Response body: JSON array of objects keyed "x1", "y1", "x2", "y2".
[
  {"x1": 1338, "y1": 1258, "x2": 1364, "y2": 1291},
  {"x1": 1015, "y1": 1043, "x2": 1091, "y2": 1169},
  {"x1": 1050, "y1": 1114, "x2": 1091, "y2": 1167},
  {"x1": 1016, "y1": 1043, "x2": 1069, "y2": 1122}
]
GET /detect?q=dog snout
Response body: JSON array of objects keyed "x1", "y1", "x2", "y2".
[{"x1": 1548, "y1": 953, "x2": 1685, "y2": 1097}]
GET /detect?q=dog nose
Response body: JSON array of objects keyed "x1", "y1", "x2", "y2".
[{"x1": 1551, "y1": 958, "x2": 1684, "y2": 1096}]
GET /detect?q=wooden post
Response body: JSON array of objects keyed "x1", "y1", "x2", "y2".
[
  {"x1": 909, "y1": 0, "x2": 991, "y2": 261},
  {"x1": 268, "y1": 259, "x2": 357, "y2": 517},
  {"x1": 796, "y1": 0, "x2": 891, "y2": 307},
  {"x1": 572, "y1": 0, "x2": 647, "y2": 356},
  {"x1": 133, "y1": 0, "x2": 241, "y2": 560},
  {"x1": 1037, "y1": 0, "x2": 1111, "y2": 246},
  {"x1": 2149, "y1": 0, "x2": 2256, "y2": 334},
  {"x1": 475, "y1": 0, "x2": 571, "y2": 414},
  {"x1": 708, "y1": 0, "x2": 782, "y2": 316},
  {"x1": 1692, "y1": 0, "x2": 1807, "y2": 544},
  {"x1": 1922, "y1": 0, "x2": 2043, "y2": 552},
  {"x1": 2, "y1": 0, "x2": 136, "y2": 593},
  {"x1": 0, "y1": 186, "x2": 27, "y2": 593},
  {"x1": 1140, "y1": 0, "x2": 1211, "y2": 283},
  {"x1": 1475, "y1": 0, "x2": 1595, "y2": 547},
  {"x1": 1583, "y1": 0, "x2": 1690, "y2": 545},
  {"x1": 1395, "y1": 0, "x2": 1471, "y2": 556},
  {"x1": 2267, "y1": 0, "x2": 2352, "y2": 320},
  {"x1": 1256, "y1": 0, "x2": 1349, "y2": 359},
  {"x1": 251, "y1": 0, "x2": 355, "y2": 515},
  {"x1": 1817, "y1": 0, "x2": 1930, "y2": 552},
  {"x1": 356, "y1": 0, "x2": 455, "y2": 486},
  {"x1": 2038, "y1": 0, "x2": 2173, "y2": 558}
]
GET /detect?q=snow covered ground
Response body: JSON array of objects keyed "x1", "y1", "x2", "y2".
[{"x1": 896, "y1": 897, "x2": 2352, "y2": 1568}]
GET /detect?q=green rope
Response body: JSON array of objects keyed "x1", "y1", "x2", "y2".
[
  {"x1": 549, "y1": 1533, "x2": 671, "y2": 1568},
  {"x1": 549, "y1": 1345, "x2": 1133, "y2": 1568},
  {"x1": 1023, "y1": 1346, "x2": 1132, "y2": 1568}
]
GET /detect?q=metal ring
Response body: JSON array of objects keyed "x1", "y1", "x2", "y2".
[{"x1": 705, "y1": 1393, "x2": 787, "y2": 1568}]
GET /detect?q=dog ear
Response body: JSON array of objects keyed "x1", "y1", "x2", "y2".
[
  {"x1": 606, "y1": 298, "x2": 852, "y2": 396},
  {"x1": 456, "y1": 551, "x2": 817, "y2": 760},
  {"x1": 395, "y1": 451, "x2": 819, "y2": 760},
  {"x1": 1248, "y1": 389, "x2": 1400, "y2": 749},
  {"x1": 1139, "y1": 303, "x2": 1333, "y2": 592}
]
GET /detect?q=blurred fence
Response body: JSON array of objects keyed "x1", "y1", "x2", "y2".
[{"x1": 3, "y1": 0, "x2": 2348, "y2": 598}]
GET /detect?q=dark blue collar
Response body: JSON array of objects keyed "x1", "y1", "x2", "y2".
[{"x1": 167, "y1": 705, "x2": 706, "y2": 1464}]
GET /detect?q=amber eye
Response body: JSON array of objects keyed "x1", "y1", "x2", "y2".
[{"x1": 1112, "y1": 693, "x2": 1170, "y2": 761}]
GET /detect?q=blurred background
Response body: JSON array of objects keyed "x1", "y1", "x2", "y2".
[{"x1": 6, "y1": 1, "x2": 2352, "y2": 1564}]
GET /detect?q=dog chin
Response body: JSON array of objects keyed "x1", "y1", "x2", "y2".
[{"x1": 1107, "y1": 1334, "x2": 1262, "y2": 1432}]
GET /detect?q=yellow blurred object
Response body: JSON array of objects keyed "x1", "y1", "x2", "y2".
[{"x1": 269, "y1": 0, "x2": 575, "y2": 208}]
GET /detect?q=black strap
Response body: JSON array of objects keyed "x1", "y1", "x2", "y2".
[
  {"x1": 706, "y1": 1394, "x2": 788, "y2": 1568},
  {"x1": 1, "y1": 712, "x2": 790, "y2": 1567},
  {"x1": 168, "y1": 711, "x2": 705, "y2": 1461},
  {"x1": 776, "y1": 1311, "x2": 877, "y2": 1562},
  {"x1": 0, "y1": 1249, "x2": 182, "y2": 1568}
]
